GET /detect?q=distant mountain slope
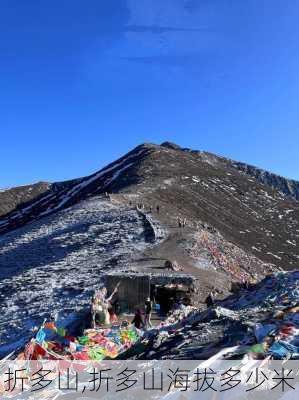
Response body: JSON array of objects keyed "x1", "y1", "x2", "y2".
[
  {"x1": 0, "y1": 145, "x2": 150, "y2": 234},
  {"x1": 231, "y1": 161, "x2": 299, "y2": 201},
  {"x1": 0, "y1": 182, "x2": 50, "y2": 217}
]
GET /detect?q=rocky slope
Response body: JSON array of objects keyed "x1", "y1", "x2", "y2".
[
  {"x1": 111, "y1": 142, "x2": 299, "y2": 270},
  {"x1": 231, "y1": 160, "x2": 299, "y2": 201},
  {"x1": 1, "y1": 142, "x2": 299, "y2": 271},
  {"x1": 0, "y1": 182, "x2": 50, "y2": 217},
  {"x1": 0, "y1": 142, "x2": 298, "y2": 356},
  {"x1": 136, "y1": 271, "x2": 299, "y2": 360}
]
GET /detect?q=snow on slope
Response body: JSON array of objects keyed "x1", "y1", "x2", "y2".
[
  {"x1": 0, "y1": 196, "x2": 155, "y2": 357},
  {"x1": 0, "y1": 146, "x2": 147, "y2": 233}
]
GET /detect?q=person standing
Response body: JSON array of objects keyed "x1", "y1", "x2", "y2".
[
  {"x1": 131, "y1": 309, "x2": 145, "y2": 329},
  {"x1": 144, "y1": 297, "x2": 153, "y2": 329},
  {"x1": 205, "y1": 291, "x2": 214, "y2": 308},
  {"x1": 92, "y1": 283, "x2": 120, "y2": 327},
  {"x1": 177, "y1": 217, "x2": 182, "y2": 228}
]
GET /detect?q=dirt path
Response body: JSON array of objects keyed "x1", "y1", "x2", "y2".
[{"x1": 111, "y1": 194, "x2": 233, "y2": 302}]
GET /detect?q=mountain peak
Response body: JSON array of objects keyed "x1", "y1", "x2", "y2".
[{"x1": 160, "y1": 141, "x2": 182, "y2": 150}]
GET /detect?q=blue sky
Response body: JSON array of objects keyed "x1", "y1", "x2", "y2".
[{"x1": 1, "y1": 0, "x2": 299, "y2": 187}]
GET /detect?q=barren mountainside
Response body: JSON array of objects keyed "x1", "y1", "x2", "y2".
[
  {"x1": 0, "y1": 182, "x2": 50, "y2": 217},
  {"x1": 0, "y1": 142, "x2": 299, "y2": 270},
  {"x1": 231, "y1": 160, "x2": 299, "y2": 201},
  {"x1": 0, "y1": 142, "x2": 298, "y2": 356}
]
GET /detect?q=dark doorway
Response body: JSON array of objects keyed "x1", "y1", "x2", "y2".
[{"x1": 152, "y1": 284, "x2": 191, "y2": 316}]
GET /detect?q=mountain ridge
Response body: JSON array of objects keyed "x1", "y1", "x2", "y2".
[
  {"x1": 0, "y1": 142, "x2": 298, "y2": 271},
  {"x1": 1, "y1": 142, "x2": 299, "y2": 217},
  {"x1": 162, "y1": 141, "x2": 299, "y2": 201},
  {"x1": 231, "y1": 160, "x2": 299, "y2": 201}
]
